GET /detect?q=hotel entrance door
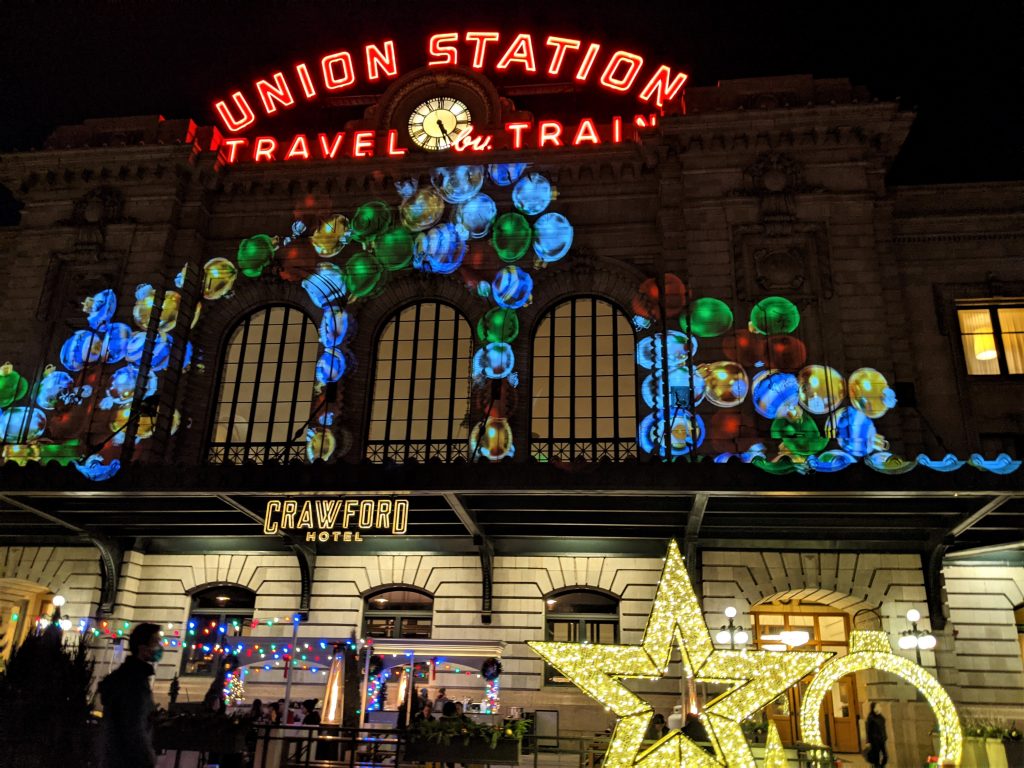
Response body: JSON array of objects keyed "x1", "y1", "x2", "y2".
[{"x1": 765, "y1": 675, "x2": 860, "y2": 754}]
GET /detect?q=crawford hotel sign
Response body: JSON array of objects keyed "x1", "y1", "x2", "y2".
[
  {"x1": 263, "y1": 498, "x2": 410, "y2": 542},
  {"x1": 211, "y1": 30, "x2": 689, "y2": 162}
]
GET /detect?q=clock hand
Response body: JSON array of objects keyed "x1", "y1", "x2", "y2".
[{"x1": 435, "y1": 118, "x2": 449, "y2": 137}]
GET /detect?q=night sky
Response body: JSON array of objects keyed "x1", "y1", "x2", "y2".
[{"x1": 0, "y1": 0, "x2": 1020, "y2": 185}]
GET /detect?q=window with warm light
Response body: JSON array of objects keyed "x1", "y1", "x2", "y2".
[
  {"x1": 181, "y1": 585, "x2": 255, "y2": 676},
  {"x1": 543, "y1": 589, "x2": 619, "y2": 685},
  {"x1": 957, "y1": 304, "x2": 1024, "y2": 376},
  {"x1": 366, "y1": 303, "x2": 472, "y2": 463},
  {"x1": 363, "y1": 587, "x2": 433, "y2": 639},
  {"x1": 531, "y1": 297, "x2": 637, "y2": 461},
  {"x1": 208, "y1": 305, "x2": 320, "y2": 463}
]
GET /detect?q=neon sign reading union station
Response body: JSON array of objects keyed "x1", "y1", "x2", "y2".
[{"x1": 212, "y1": 31, "x2": 688, "y2": 162}]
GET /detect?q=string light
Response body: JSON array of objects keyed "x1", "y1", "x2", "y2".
[
  {"x1": 763, "y1": 722, "x2": 788, "y2": 768},
  {"x1": 798, "y1": 631, "x2": 962, "y2": 767},
  {"x1": 530, "y1": 540, "x2": 833, "y2": 768}
]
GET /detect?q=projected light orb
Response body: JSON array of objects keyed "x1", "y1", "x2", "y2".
[
  {"x1": 473, "y1": 342, "x2": 515, "y2": 380},
  {"x1": 512, "y1": 172, "x2": 553, "y2": 215},
  {"x1": 431, "y1": 165, "x2": 486, "y2": 204},
  {"x1": 470, "y1": 417, "x2": 515, "y2": 460},
  {"x1": 765, "y1": 334, "x2": 808, "y2": 371},
  {"x1": 310, "y1": 214, "x2": 351, "y2": 257},
  {"x1": 202, "y1": 257, "x2": 238, "y2": 300},
  {"x1": 237, "y1": 234, "x2": 275, "y2": 278},
  {"x1": 477, "y1": 308, "x2": 519, "y2": 344},
  {"x1": 0, "y1": 406, "x2": 47, "y2": 443},
  {"x1": 316, "y1": 349, "x2": 347, "y2": 385},
  {"x1": 0, "y1": 364, "x2": 29, "y2": 408},
  {"x1": 60, "y1": 330, "x2": 104, "y2": 372},
  {"x1": 491, "y1": 212, "x2": 532, "y2": 263},
  {"x1": 83, "y1": 289, "x2": 117, "y2": 330},
  {"x1": 848, "y1": 367, "x2": 896, "y2": 418},
  {"x1": 35, "y1": 371, "x2": 74, "y2": 411},
  {"x1": 342, "y1": 252, "x2": 383, "y2": 298},
  {"x1": 399, "y1": 188, "x2": 445, "y2": 232},
  {"x1": 771, "y1": 414, "x2": 829, "y2": 456},
  {"x1": 641, "y1": 368, "x2": 706, "y2": 409},
  {"x1": 722, "y1": 330, "x2": 767, "y2": 368},
  {"x1": 700, "y1": 361, "x2": 749, "y2": 407},
  {"x1": 416, "y1": 223, "x2": 467, "y2": 275},
  {"x1": 101, "y1": 323, "x2": 132, "y2": 364},
  {"x1": 454, "y1": 193, "x2": 498, "y2": 239},
  {"x1": 532, "y1": 212, "x2": 574, "y2": 263},
  {"x1": 306, "y1": 427, "x2": 336, "y2": 462},
  {"x1": 375, "y1": 227, "x2": 415, "y2": 271},
  {"x1": 349, "y1": 201, "x2": 393, "y2": 243},
  {"x1": 797, "y1": 365, "x2": 846, "y2": 415},
  {"x1": 302, "y1": 263, "x2": 347, "y2": 307},
  {"x1": 488, "y1": 163, "x2": 528, "y2": 186},
  {"x1": 685, "y1": 297, "x2": 734, "y2": 338},
  {"x1": 492, "y1": 266, "x2": 533, "y2": 309},
  {"x1": 639, "y1": 410, "x2": 705, "y2": 455},
  {"x1": 752, "y1": 370, "x2": 801, "y2": 418},
  {"x1": 132, "y1": 285, "x2": 180, "y2": 333},
  {"x1": 749, "y1": 296, "x2": 800, "y2": 335},
  {"x1": 829, "y1": 407, "x2": 882, "y2": 457},
  {"x1": 319, "y1": 307, "x2": 350, "y2": 348},
  {"x1": 635, "y1": 331, "x2": 698, "y2": 370}
]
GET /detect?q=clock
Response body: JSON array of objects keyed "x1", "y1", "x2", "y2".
[{"x1": 407, "y1": 96, "x2": 472, "y2": 151}]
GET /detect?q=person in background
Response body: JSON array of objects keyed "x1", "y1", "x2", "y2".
[
  {"x1": 98, "y1": 622, "x2": 162, "y2": 768},
  {"x1": 302, "y1": 699, "x2": 321, "y2": 725},
  {"x1": 865, "y1": 703, "x2": 888, "y2": 768},
  {"x1": 249, "y1": 698, "x2": 264, "y2": 722},
  {"x1": 268, "y1": 701, "x2": 282, "y2": 724},
  {"x1": 666, "y1": 704, "x2": 684, "y2": 731},
  {"x1": 413, "y1": 701, "x2": 435, "y2": 723},
  {"x1": 418, "y1": 687, "x2": 432, "y2": 711},
  {"x1": 645, "y1": 713, "x2": 668, "y2": 740},
  {"x1": 434, "y1": 687, "x2": 451, "y2": 711}
]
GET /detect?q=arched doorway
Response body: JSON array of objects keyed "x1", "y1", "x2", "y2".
[
  {"x1": 0, "y1": 579, "x2": 57, "y2": 666},
  {"x1": 751, "y1": 590, "x2": 872, "y2": 755}
]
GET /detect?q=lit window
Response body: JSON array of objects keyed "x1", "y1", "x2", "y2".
[
  {"x1": 532, "y1": 297, "x2": 637, "y2": 461},
  {"x1": 543, "y1": 590, "x2": 619, "y2": 685},
  {"x1": 957, "y1": 305, "x2": 1024, "y2": 376},
  {"x1": 181, "y1": 586, "x2": 255, "y2": 677},
  {"x1": 208, "y1": 306, "x2": 320, "y2": 463},
  {"x1": 366, "y1": 303, "x2": 472, "y2": 463},
  {"x1": 363, "y1": 588, "x2": 433, "y2": 639}
]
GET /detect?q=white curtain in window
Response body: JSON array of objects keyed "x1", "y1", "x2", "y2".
[
  {"x1": 957, "y1": 309, "x2": 1000, "y2": 375},
  {"x1": 997, "y1": 308, "x2": 1024, "y2": 374}
]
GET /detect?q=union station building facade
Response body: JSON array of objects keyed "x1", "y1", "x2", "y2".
[{"x1": 0, "y1": 39, "x2": 1021, "y2": 765}]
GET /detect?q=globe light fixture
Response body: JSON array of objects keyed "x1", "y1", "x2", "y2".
[
  {"x1": 906, "y1": 608, "x2": 921, "y2": 623},
  {"x1": 717, "y1": 607, "x2": 747, "y2": 649},
  {"x1": 899, "y1": 606, "x2": 935, "y2": 664},
  {"x1": 724, "y1": 606, "x2": 737, "y2": 619},
  {"x1": 52, "y1": 595, "x2": 66, "y2": 608}
]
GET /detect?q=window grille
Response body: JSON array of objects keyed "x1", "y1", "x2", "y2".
[
  {"x1": 544, "y1": 590, "x2": 619, "y2": 685},
  {"x1": 207, "y1": 306, "x2": 319, "y2": 464},
  {"x1": 531, "y1": 297, "x2": 637, "y2": 461},
  {"x1": 366, "y1": 303, "x2": 472, "y2": 463},
  {"x1": 363, "y1": 588, "x2": 434, "y2": 639}
]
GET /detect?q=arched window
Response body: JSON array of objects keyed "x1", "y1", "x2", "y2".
[
  {"x1": 366, "y1": 303, "x2": 472, "y2": 463},
  {"x1": 208, "y1": 306, "x2": 319, "y2": 464},
  {"x1": 532, "y1": 297, "x2": 637, "y2": 461},
  {"x1": 363, "y1": 587, "x2": 433, "y2": 639},
  {"x1": 181, "y1": 585, "x2": 256, "y2": 676},
  {"x1": 544, "y1": 589, "x2": 619, "y2": 684}
]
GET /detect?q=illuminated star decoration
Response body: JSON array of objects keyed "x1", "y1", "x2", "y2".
[{"x1": 529, "y1": 540, "x2": 833, "y2": 768}]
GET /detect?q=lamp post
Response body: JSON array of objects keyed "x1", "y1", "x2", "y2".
[
  {"x1": 714, "y1": 607, "x2": 749, "y2": 650},
  {"x1": 897, "y1": 608, "x2": 936, "y2": 665}
]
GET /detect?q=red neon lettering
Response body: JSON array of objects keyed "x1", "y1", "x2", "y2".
[
  {"x1": 214, "y1": 92, "x2": 256, "y2": 133},
  {"x1": 575, "y1": 43, "x2": 601, "y2": 82},
  {"x1": 572, "y1": 118, "x2": 600, "y2": 145},
  {"x1": 545, "y1": 36, "x2": 581, "y2": 76},
  {"x1": 295, "y1": 63, "x2": 317, "y2": 98},
  {"x1": 538, "y1": 120, "x2": 564, "y2": 147},
  {"x1": 495, "y1": 33, "x2": 537, "y2": 72},
  {"x1": 465, "y1": 31, "x2": 500, "y2": 70},
  {"x1": 612, "y1": 116, "x2": 622, "y2": 143},
  {"x1": 505, "y1": 121, "x2": 531, "y2": 150},
  {"x1": 255, "y1": 71, "x2": 296, "y2": 115},
  {"x1": 352, "y1": 130, "x2": 375, "y2": 158},
  {"x1": 428, "y1": 32, "x2": 459, "y2": 66},
  {"x1": 254, "y1": 137, "x2": 277, "y2": 162},
  {"x1": 386, "y1": 129, "x2": 407, "y2": 156},
  {"x1": 321, "y1": 51, "x2": 355, "y2": 90},
  {"x1": 600, "y1": 51, "x2": 644, "y2": 92},
  {"x1": 318, "y1": 133, "x2": 345, "y2": 159},
  {"x1": 222, "y1": 138, "x2": 248, "y2": 163},
  {"x1": 365, "y1": 40, "x2": 398, "y2": 81},
  {"x1": 637, "y1": 65, "x2": 687, "y2": 108},
  {"x1": 285, "y1": 134, "x2": 311, "y2": 161}
]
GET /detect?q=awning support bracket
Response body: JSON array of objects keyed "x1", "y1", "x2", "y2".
[{"x1": 444, "y1": 493, "x2": 493, "y2": 623}]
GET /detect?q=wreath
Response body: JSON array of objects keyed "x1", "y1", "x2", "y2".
[{"x1": 481, "y1": 657, "x2": 503, "y2": 681}]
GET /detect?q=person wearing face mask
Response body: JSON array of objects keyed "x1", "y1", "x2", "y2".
[{"x1": 98, "y1": 622, "x2": 163, "y2": 768}]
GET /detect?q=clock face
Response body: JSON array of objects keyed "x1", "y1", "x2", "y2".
[{"x1": 408, "y1": 97, "x2": 472, "y2": 151}]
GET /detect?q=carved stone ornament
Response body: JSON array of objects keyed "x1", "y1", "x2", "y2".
[{"x1": 753, "y1": 247, "x2": 807, "y2": 291}]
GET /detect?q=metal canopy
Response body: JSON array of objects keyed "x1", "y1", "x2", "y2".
[{"x1": 0, "y1": 462, "x2": 1020, "y2": 558}]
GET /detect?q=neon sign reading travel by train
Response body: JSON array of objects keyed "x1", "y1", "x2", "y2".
[{"x1": 212, "y1": 31, "x2": 689, "y2": 134}]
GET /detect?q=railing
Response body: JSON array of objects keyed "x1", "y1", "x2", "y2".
[{"x1": 164, "y1": 725, "x2": 833, "y2": 768}]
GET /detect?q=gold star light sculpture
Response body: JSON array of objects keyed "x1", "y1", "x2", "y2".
[{"x1": 529, "y1": 541, "x2": 833, "y2": 768}]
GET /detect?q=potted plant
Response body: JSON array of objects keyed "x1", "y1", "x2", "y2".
[
  {"x1": 403, "y1": 717, "x2": 530, "y2": 764},
  {"x1": 983, "y1": 723, "x2": 1009, "y2": 768},
  {"x1": 1003, "y1": 724, "x2": 1023, "y2": 767}
]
